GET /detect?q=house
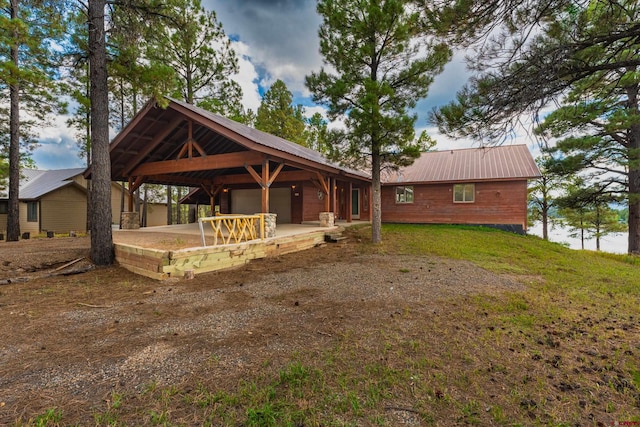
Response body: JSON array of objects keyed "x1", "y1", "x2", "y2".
[
  {"x1": 0, "y1": 169, "x2": 167, "y2": 236},
  {"x1": 104, "y1": 98, "x2": 372, "y2": 227},
  {"x1": 0, "y1": 168, "x2": 88, "y2": 235},
  {"x1": 98, "y1": 98, "x2": 541, "y2": 233},
  {"x1": 381, "y1": 145, "x2": 541, "y2": 233}
]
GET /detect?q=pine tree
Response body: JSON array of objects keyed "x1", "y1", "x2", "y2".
[
  {"x1": 150, "y1": 0, "x2": 239, "y2": 108},
  {"x1": 429, "y1": 1, "x2": 640, "y2": 254},
  {"x1": 0, "y1": 0, "x2": 67, "y2": 241},
  {"x1": 255, "y1": 79, "x2": 307, "y2": 145},
  {"x1": 557, "y1": 181, "x2": 627, "y2": 251},
  {"x1": 306, "y1": 0, "x2": 451, "y2": 243}
]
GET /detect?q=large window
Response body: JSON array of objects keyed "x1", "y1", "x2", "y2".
[
  {"x1": 453, "y1": 184, "x2": 475, "y2": 203},
  {"x1": 395, "y1": 186, "x2": 414, "y2": 204},
  {"x1": 0, "y1": 201, "x2": 7, "y2": 214},
  {"x1": 27, "y1": 201, "x2": 38, "y2": 222}
]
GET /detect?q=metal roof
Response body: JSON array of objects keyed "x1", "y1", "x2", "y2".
[
  {"x1": 7, "y1": 168, "x2": 86, "y2": 200},
  {"x1": 107, "y1": 98, "x2": 370, "y2": 185},
  {"x1": 383, "y1": 145, "x2": 541, "y2": 184}
]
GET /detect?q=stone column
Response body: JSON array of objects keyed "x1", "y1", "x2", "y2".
[
  {"x1": 256, "y1": 213, "x2": 277, "y2": 238},
  {"x1": 121, "y1": 211, "x2": 140, "y2": 229},
  {"x1": 319, "y1": 212, "x2": 335, "y2": 227}
]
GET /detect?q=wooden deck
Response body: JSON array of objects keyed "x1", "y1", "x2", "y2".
[{"x1": 113, "y1": 221, "x2": 366, "y2": 280}]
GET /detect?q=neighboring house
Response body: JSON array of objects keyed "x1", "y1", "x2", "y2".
[
  {"x1": 0, "y1": 169, "x2": 166, "y2": 236},
  {"x1": 0, "y1": 168, "x2": 87, "y2": 235},
  {"x1": 381, "y1": 145, "x2": 541, "y2": 233}
]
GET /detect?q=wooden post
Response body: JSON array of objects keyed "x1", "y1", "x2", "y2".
[
  {"x1": 331, "y1": 178, "x2": 337, "y2": 218},
  {"x1": 346, "y1": 181, "x2": 353, "y2": 222},
  {"x1": 261, "y1": 159, "x2": 270, "y2": 213},
  {"x1": 127, "y1": 177, "x2": 134, "y2": 212}
]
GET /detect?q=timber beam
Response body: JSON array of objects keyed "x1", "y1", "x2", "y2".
[
  {"x1": 212, "y1": 170, "x2": 315, "y2": 186},
  {"x1": 118, "y1": 115, "x2": 186, "y2": 178},
  {"x1": 130, "y1": 151, "x2": 265, "y2": 176}
]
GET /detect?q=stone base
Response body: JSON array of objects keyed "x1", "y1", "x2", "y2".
[
  {"x1": 121, "y1": 212, "x2": 140, "y2": 229},
  {"x1": 319, "y1": 212, "x2": 335, "y2": 227},
  {"x1": 256, "y1": 213, "x2": 277, "y2": 238}
]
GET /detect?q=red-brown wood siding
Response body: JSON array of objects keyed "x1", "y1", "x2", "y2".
[
  {"x1": 381, "y1": 180, "x2": 529, "y2": 229},
  {"x1": 291, "y1": 183, "x2": 303, "y2": 223},
  {"x1": 302, "y1": 182, "x2": 326, "y2": 222}
]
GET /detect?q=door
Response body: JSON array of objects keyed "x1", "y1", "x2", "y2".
[
  {"x1": 231, "y1": 188, "x2": 292, "y2": 223},
  {"x1": 351, "y1": 188, "x2": 360, "y2": 220}
]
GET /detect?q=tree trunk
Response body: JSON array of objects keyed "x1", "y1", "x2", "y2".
[
  {"x1": 627, "y1": 84, "x2": 640, "y2": 254},
  {"x1": 7, "y1": 0, "x2": 21, "y2": 242},
  {"x1": 88, "y1": 0, "x2": 114, "y2": 265},
  {"x1": 85, "y1": 64, "x2": 92, "y2": 232},
  {"x1": 371, "y1": 152, "x2": 382, "y2": 244},
  {"x1": 542, "y1": 206, "x2": 548, "y2": 241},
  {"x1": 177, "y1": 187, "x2": 182, "y2": 224}
]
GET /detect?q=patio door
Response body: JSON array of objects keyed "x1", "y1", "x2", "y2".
[{"x1": 351, "y1": 188, "x2": 360, "y2": 219}]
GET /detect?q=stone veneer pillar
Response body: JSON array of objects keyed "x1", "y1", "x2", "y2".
[
  {"x1": 319, "y1": 212, "x2": 335, "y2": 227},
  {"x1": 121, "y1": 212, "x2": 140, "y2": 229},
  {"x1": 256, "y1": 213, "x2": 277, "y2": 238}
]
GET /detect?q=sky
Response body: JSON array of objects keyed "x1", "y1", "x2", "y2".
[{"x1": 31, "y1": 0, "x2": 537, "y2": 170}]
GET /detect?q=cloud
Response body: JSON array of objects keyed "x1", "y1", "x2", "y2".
[
  {"x1": 32, "y1": 133, "x2": 86, "y2": 170},
  {"x1": 204, "y1": 0, "x2": 322, "y2": 94},
  {"x1": 231, "y1": 40, "x2": 262, "y2": 111}
]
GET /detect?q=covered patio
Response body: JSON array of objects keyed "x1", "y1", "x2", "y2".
[{"x1": 106, "y1": 97, "x2": 371, "y2": 279}]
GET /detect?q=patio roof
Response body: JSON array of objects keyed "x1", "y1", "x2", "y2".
[{"x1": 106, "y1": 97, "x2": 370, "y2": 188}]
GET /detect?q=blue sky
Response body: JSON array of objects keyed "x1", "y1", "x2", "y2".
[{"x1": 32, "y1": 0, "x2": 534, "y2": 170}]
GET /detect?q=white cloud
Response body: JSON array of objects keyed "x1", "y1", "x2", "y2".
[{"x1": 231, "y1": 40, "x2": 262, "y2": 112}]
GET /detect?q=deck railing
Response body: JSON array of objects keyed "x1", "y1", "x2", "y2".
[{"x1": 198, "y1": 214, "x2": 265, "y2": 246}]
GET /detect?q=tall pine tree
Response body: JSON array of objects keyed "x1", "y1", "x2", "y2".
[
  {"x1": 255, "y1": 79, "x2": 307, "y2": 145},
  {"x1": 306, "y1": 0, "x2": 450, "y2": 243},
  {"x1": 429, "y1": 0, "x2": 640, "y2": 254},
  {"x1": 1, "y1": 0, "x2": 66, "y2": 241}
]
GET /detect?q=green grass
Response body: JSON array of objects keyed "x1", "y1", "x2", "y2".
[{"x1": 15, "y1": 224, "x2": 640, "y2": 426}]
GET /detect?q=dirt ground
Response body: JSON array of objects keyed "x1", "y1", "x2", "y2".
[{"x1": 0, "y1": 231, "x2": 634, "y2": 425}]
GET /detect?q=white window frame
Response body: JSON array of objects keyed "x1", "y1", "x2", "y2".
[{"x1": 453, "y1": 184, "x2": 475, "y2": 203}]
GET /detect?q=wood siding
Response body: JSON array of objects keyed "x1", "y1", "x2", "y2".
[
  {"x1": 381, "y1": 180, "x2": 529, "y2": 229},
  {"x1": 302, "y1": 182, "x2": 326, "y2": 222},
  {"x1": 41, "y1": 186, "x2": 87, "y2": 233},
  {"x1": 146, "y1": 203, "x2": 168, "y2": 227}
]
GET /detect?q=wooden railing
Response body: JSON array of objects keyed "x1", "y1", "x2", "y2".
[{"x1": 198, "y1": 214, "x2": 265, "y2": 246}]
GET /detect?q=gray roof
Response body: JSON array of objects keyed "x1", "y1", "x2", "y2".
[
  {"x1": 8, "y1": 168, "x2": 87, "y2": 200},
  {"x1": 383, "y1": 145, "x2": 541, "y2": 184}
]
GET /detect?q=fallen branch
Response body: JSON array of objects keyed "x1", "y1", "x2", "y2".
[
  {"x1": 77, "y1": 302, "x2": 113, "y2": 309},
  {"x1": 0, "y1": 277, "x2": 29, "y2": 286},
  {"x1": 53, "y1": 257, "x2": 85, "y2": 272},
  {"x1": 0, "y1": 265, "x2": 94, "y2": 285}
]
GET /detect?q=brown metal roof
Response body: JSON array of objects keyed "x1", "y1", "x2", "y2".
[
  {"x1": 107, "y1": 98, "x2": 369, "y2": 185},
  {"x1": 383, "y1": 145, "x2": 541, "y2": 184}
]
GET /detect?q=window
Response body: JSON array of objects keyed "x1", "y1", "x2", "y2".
[
  {"x1": 395, "y1": 186, "x2": 414, "y2": 204},
  {"x1": 453, "y1": 184, "x2": 475, "y2": 203},
  {"x1": 0, "y1": 201, "x2": 7, "y2": 214},
  {"x1": 27, "y1": 201, "x2": 38, "y2": 222}
]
